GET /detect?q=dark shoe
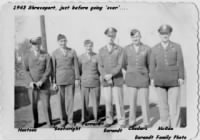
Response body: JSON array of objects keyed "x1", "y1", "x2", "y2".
[
  {"x1": 141, "y1": 123, "x2": 149, "y2": 129},
  {"x1": 66, "y1": 122, "x2": 74, "y2": 128},
  {"x1": 57, "y1": 121, "x2": 66, "y2": 128},
  {"x1": 104, "y1": 123, "x2": 112, "y2": 128},
  {"x1": 75, "y1": 121, "x2": 83, "y2": 127},
  {"x1": 128, "y1": 124, "x2": 137, "y2": 129},
  {"x1": 81, "y1": 121, "x2": 87, "y2": 126},
  {"x1": 94, "y1": 120, "x2": 99, "y2": 124},
  {"x1": 33, "y1": 122, "x2": 39, "y2": 128},
  {"x1": 143, "y1": 125, "x2": 148, "y2": 129},
  {"x1": 47, "y1": 124, "x2": 54, "y2": 128}
]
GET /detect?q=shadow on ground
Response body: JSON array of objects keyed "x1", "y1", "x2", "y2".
[{"x1": 15, "y1": 86, "x2": 187, "y2": 128}]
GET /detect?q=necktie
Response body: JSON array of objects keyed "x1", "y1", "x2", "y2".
[
  {"x1": 161, "y1": 43, "x2": 169, "y2": 50},
  {"x1": 61, "y1": 48, "x2": 67, "y2": 56},
  {"x1": 108, "y1": 44, "x2": 113, "y2": 53},
  {"x1": 135, "y1": 46, "x2": 139, "y2": 53},
  {"x1": 133, "y1": 45, "x2": 139, "y2": 53},
  {"x1": 34, "y1": 51, "x2": 39, "y2": 57},
  {"x1": 88, "y1": 53, "x2": 91, "y2": 60}
]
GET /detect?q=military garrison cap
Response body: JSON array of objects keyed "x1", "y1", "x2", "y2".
[
  {"x1": 104, "y1": 27, "x2": 117, "y2": 37},
  {"x1": 30, "y1": 37, "x2": 42, "y2": 45},
  {"x1": 158, "y1": 24, "x2": 173, "y2": 34},
  {"x1": 84, "y1": 39, "x2": 93, "y2": 46},
  {"x1": 57, "y1": 34, "x2": 66, "y2": 41},
  {"x1": 130, "y1": 29, "x2": 140, "y2": 36}
]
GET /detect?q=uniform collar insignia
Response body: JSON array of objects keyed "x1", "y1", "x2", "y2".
[
  {"x1": 85, "y1": 52, "x2": 94, "y2": 56},
  {"x1": 32, "y1": 50, "x2": 41, "y2": 57},
  {"x1": 105, "y1": 43, "x2": 118, "y2": 53},
  {"x1": 160, "y1": 41, "x2": 174, "y2": 47},
  {"x1": 131, "y1": 42, "x2": 144, "y2": 53}
]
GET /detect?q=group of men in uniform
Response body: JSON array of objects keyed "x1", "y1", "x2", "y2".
[{"x1": 23, "y1": 24, "x2": 185, "y2": 129}]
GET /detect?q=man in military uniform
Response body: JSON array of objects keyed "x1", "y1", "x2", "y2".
[
  {"x1": 24, "y1": 37, "x2": 52, "y2": 128},
  {"x1": 79, "y1": 39, "x2": 100, "y2": 124},
  {"x1": 98, "y1": 27, "x2": 125, "y2": 127},
  {"x1": 150, "y1": 25, "x2": 184, "y2": 127},
  {"x1": 52, "y1": 34, "x2": 80, "y2": 127},
  {"x1": 123, "y1": 29, "x2": 151, "y2": 128}
]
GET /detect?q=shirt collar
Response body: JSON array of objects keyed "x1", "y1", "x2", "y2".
[
  {"x1": 86, "y1": 51, "x2": 94, "y2": 57},
  {"x1": 160, "y1": 41, "x2": 173, "y2": 49},
  {"x1": 32, "y1": 50, "x2": 40, "y2": 56},
  {"x1": 131, "y1": 42, "x2": 143, "y2": 52},
  {"x1": 132, "y1": 42, "x2": 143, "y2": 47},
  {"x1": 105, "y1": 43, "x2": 117, "y2": 50},
  {"x1": 59, "y1": 46, "x2": 71, "y2": 54}
]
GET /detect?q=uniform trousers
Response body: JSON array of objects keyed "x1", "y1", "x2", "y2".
[
  {"x1": 156, "y1": 87, "x2": 180, "y2": 127},
  {"x1": 57, "y1": 84, "x2": 75, "y2": 124},
  {"x1": 128, "y1": 87, "x2": 150, "y2": 126},
  {"x1": 28, "y1": 88, "x2": 52, "y2": 127},
  {"x1": 102, "y1": 86, "x2": 125, "y2": 125},
  {"x1": 81, "y1": 86, "x2": 100, "y2": 122}
]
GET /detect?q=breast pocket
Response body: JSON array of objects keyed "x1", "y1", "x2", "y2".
[
  {"x1": 127, "y1": 53, "x2": 135, "y2": 65},
  {"x1": 100, "y1": 53, "x2": 107, "y2": 63},
  {"x1": 91, "y1": 58, "x2": 97, "y2": 64},
  {"x1": 167, "y1": 49, "x2": 177, "y2": 66},
  {"x1": 111, "y1": 52, "x2": 119, "y2": 66},
  {"x1": 127, "y1": 51, "x2": 133, "y2": 57},
  {"x1": 65, "y1": 54, "x2": 74, "y2": 64},
  {"x1": 112, "y1": 49, "x2": 120, "y2": 58},
  {"x1": 38, "y1": 56, "x2": 46, "y2": 67},
  {"x1": 139, "y1": 51, "x2": 147, "y2": 64}
]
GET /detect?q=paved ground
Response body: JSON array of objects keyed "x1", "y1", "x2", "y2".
[{"x1": 15, "y1": 85, "x2": 186, "y2": 128}]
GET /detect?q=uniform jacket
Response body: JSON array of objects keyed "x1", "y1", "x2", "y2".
[
  {"x1": 123, "y1": 43, "x2": 151, "y2": 88},
  {"x1": 79, "y1": 52, "x2": 100, "y2": 88},
  {"x1": 52, "y1": 47, "x2": 80, "y2": 86},
  {"x1": 98, "y1": 44, "x2": 124, "y2": 87},
  {"x1": 150, "y1": 41, "x2": 184, "y2": 87},
  {"x1": 23, "y1": 50, "x2": 51, "y2": 90}
]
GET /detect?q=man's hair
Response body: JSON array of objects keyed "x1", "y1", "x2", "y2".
[
  {"x1": 130, "y1": 29, "x2": 140, "y2": 37},
  {"x1": 57, "y1": 34, "x2": 66, "y2": 41},
  {"x1": 84, "y1": 39, "x2": 93, "y2": 46}
]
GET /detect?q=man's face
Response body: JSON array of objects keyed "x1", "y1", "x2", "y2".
[
  {"x1": 106, "y1": 34, "x2": 116, "y2": 45},
  {"x1": 58, "y1": 38, "x2": 67, "y2": 47},
  {"x1": 32, "y1": 44, "x2": 41, "y2": 52},
  {"x1": 131, "y1": 32, "x2": 141, "y2": 45},
  {"x1": 85, "y1": 43, "x2": 93, "y2": 53},
  {"x1": 159, "y1": 33, "x2": 171, "y2": 43}
]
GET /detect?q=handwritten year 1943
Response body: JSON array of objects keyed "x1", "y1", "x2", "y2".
[{"x1": 13, "y1": 5, "x2": 26, "y2": 10}]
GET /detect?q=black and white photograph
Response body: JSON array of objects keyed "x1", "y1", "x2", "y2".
[{"x1": 0, "y1": 1, "x2": 199, "y2": 140}]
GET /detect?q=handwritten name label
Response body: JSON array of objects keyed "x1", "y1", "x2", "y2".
[
  {"x1": 104, "y1": 128, "x2": 122, "y2": 133},
  {"x1": 54, "y1": 127, "x2": 81, "y2": 132},
  {"x1": 128, "y1": 126, "x2": 147, "y2": 130},
  {"x1": 135, "y1": 135, "x2": 154, "y2": 139},
  {"x1": 158, "y1": 126, "x2": 173, "y2": 130},
  {"x1": 18, "y1": 128, "x2": 37, "y2": 132}
]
